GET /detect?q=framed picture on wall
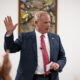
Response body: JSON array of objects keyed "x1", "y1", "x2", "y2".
[{"x1": 18, "y1": 0, "x2": 57, "y2": 33}]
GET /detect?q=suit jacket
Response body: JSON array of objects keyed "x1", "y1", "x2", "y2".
[{"x1": 4, "y1": 31, "x2": 66, "y2": 80}]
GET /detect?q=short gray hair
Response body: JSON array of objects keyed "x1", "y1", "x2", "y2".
[{"x1": 34, "y1": 11, "x2": 49, "y2": 21}]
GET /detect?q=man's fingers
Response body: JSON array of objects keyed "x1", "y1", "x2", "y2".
[
  {"x1": 50, "y1": 62, "x2": 60, "y2": 70},
  {"x1": 4, "y1": 18, "x2": 8, "y2": 30},
  {"x1": 14, "y1": 23, "x2": 18, "y2": 27},
  {"x1": 13, "y1": 23, "x2": 17, "y2": 31},
  {"x1": 4, "y1": 16, "x2": 17, "y2": 33},
  {"x1": 7, "y1": 16, "x2": 12, "y2": 23},
  {"x1": 53, "y1": 65, "x2": 58, "y2": 70},
  {"x1": 53, "y1": 63, "x2": 59, "y2": 70},
  {"x1": 4, "y1": 17, "x2": 7, "y2": 26}
]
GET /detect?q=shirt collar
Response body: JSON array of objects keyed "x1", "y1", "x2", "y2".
[{"x1": 35, "y1": 29, "x2": 47, "y2": 38}]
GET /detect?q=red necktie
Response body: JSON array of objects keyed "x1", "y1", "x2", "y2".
[{"x1": 40, "y1": 35, "x2": 49, "y2": 73}]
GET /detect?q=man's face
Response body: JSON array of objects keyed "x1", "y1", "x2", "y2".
[{"x1": 35, "y1": 14, "x2": 51, "y2": 34}]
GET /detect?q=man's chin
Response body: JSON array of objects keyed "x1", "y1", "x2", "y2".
[{"x1": 45, "y1": 29, "x2": 49, "y2": 33}]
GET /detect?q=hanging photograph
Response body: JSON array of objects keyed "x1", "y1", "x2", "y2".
[{"x1": 18, "y1": 0, "x2": 57, "y2": 33}]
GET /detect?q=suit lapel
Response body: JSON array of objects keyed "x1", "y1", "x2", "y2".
[{"x1": 48, "y1": 33, "x2": 55, "y2": 61}]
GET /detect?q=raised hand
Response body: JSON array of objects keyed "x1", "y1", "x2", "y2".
[{"x1": 4, "y1": 16, "x2": 17, "y2": 35}]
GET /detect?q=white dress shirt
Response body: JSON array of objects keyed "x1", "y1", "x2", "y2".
[{"x1": 35, "y1": 30, "x2": 50, "y2": 74}]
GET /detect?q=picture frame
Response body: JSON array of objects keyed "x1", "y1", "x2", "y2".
[{"x1": 18, "y1": 0, "x2": 57, "y2": 33}]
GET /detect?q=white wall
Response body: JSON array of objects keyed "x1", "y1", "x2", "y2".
[
  {"x1": 58, "y1": 0, "x2": 80, "y2": 80},
  {"x1": 0, "y1": 0, "x2": 20, "y2": 80},
  {"x1": 0, "y1": 0, "x2": 80, "y2": 80}
]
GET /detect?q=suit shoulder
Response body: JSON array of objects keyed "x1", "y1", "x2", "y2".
[
  {"x1": 48, "y1": 32, "x2": 60, "y2": 38},
  {"x1": 20, "y1": 32, "x2": 33, "y2": 36},
  {"x1": 19, "y1": 31, "x2": 34, "y2": 37}
]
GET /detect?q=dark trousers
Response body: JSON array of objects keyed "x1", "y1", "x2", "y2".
[{"x1": 33, "y1": 74, "x2": 51, "y2": 80}]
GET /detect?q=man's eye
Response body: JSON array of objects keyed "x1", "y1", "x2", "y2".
[{"x1": 44, "y1": 22, "x2": 50, "y2": 24}]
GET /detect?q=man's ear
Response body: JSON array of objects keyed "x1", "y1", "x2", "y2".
[{"x1": 35, "y1": 20, "x2": 38, "y2": 24}]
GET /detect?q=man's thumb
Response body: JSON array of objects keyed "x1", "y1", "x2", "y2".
[{"x1": 14, "y1": 23, "x2": 18, "y2": 30}]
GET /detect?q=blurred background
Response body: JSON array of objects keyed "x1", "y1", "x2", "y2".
[{"x1": 0, "y1": 0, "x2": 80, "y2": 80}]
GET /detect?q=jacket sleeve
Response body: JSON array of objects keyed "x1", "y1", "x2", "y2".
[
  {"x1": 57, "y1": 35, "x2": 67, "y2": 72},
  {"x1": 4, "y1": 33, "x2": 23, "y2": 53}
]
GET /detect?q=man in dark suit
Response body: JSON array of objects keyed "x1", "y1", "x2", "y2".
[{"x1": 4, "y1": 11, "x2": 66, "y2": 80}]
